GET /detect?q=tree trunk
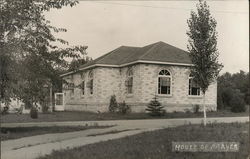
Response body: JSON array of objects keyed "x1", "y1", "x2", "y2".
[{"x1": 203, "y1": 92, "x2": 207, "y2": 126}]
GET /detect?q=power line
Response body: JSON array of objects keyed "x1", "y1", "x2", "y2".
[{"x1": 87, "y1": 1, "x2": 248, "y2": 14}]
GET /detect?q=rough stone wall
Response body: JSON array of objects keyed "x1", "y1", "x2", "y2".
[
  {"x1": 63, "y1": 69, "x2": 105, "y2": 112},
  {"x1": 62, "y1": 63, "x2": 217, "y2": 113},
  {"x1": 129, "y1": 64, "x2": 217, "y2": 112}
]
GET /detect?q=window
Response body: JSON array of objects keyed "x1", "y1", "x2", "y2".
[
  {"x1": 80, "y1": 73, "x2": 85, "y2": 96},
  {"x1": 88, "y1": 71, "x2": 93, "y2": 94},
  {"x1": 81, "y1": 81, "x2": 85, "y2": 95},
  {"x1": 158, "y1": 70, "x2": 171, "y2": 95},
  {"x1": 188, "y1": 75, "x2": 200, "y2": 96},
  {"x1": 125, "y1": 68, "x2": 133, "y2": 94},
  {"x1": 68, "y1": 83, "x2": 74, "y2": 98}
]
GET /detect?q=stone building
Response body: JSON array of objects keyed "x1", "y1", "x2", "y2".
[{"x1": 60, "y1": 41, "x2": 217, "y2": 112}]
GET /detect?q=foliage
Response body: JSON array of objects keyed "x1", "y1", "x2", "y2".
[
  {"x1": 230, "y1": 90, "x2": 246, "y2": 113},
  {"x1": 0, "y1": 0, "x2": 88, "y2": 108},
  {"x1": 68, "y1": 56, "x2": 92, "y2": 71},
  {"x1": 187, "y1": 0, "x2": 223, "y2": 94},
  {"x1": 146, "y1": 95, "x2": 165, "y2": 116},
  {"x1": 192, "y1": 104, "x2": 200, "y2": 113},
  {"x1": 109, "y1": 95, "x2": 118, "y2": 113},
  {"x1": 118, "y1": 101, "x2": 131, "y2": 115},
  {"x1": 30, "y1": 106, "x2": 38, "y2": 119},
  {"x1": 187, "y1": 0, "x2": 223, "y2": 126},
  {"x1": 217, "y1": 71, "x2": 249, "y2": 110}
]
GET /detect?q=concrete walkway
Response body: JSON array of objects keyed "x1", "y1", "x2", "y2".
[{"x1": 1, "y1": 117, "x2": 249, "y2": 159}]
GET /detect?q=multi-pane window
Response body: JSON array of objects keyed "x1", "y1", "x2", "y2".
[
  {"x1": 188, "y1": 75, "x2": 200, "y2": 96},
  {"x1": 81, "y1": 81, "x2": 85, "y2": 95},
  {"x1": 88, "y1": 71, "x2": 93, "y2": 94},
  {"x1": 158, "y1": 70, "x2": 171, "y2": 95},
  {"x1": 125, "y1": 68, "x2": 133, "y2": 94},
  {"x1": 80, "y1": 73, "x2": 85, "y2": 96}
]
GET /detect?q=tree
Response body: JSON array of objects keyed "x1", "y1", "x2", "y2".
[
  {"x1": 0, "y1": 0, "x2": 87, "y2": 108},
  {"x1": 146, "y1": 95, "x2": 165, "y2": 116},
  {"x1": 68, "y1": 56, "x2": 92, "y2": 71},
  {"x1": 217, "y1": 71, "x2": 249, "y2": 110},
  {"x1": 187, "y1": 0, "x2": 223, "y2": 126}
]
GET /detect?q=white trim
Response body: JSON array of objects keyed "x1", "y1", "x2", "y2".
[
  {"x1": 54, "y1": 93, "x2": 65, "y2": 111},
  {"x1": 121, "y1": 60, "x2": 194, "y2": 67},
  {"x1": 60, "y1": 60, "x2": 193, "y2": 77},
  {"x1": 188, "y1": 95, "x2": 202, "y2": 98},
  {"x1": 188, "y1": 76, "x2": 201, "y2": 96},
  {"x1": 157, "y1": 69, "x2": 172, "y2": 96}
]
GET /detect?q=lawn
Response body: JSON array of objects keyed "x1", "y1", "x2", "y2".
[
  {"x1": 1, "y1": 109, "x2": 249, "y2": 123},
  {"x1": 0, "y1": 125, "x2": 110, "y2": 141},
  {"x1": 38, "y1": 122, "x2": 249, "y2": 159}
]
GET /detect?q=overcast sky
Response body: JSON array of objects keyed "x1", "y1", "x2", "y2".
[{"x1": 45, "y1": 1, "x2": 249, "y2": 74}]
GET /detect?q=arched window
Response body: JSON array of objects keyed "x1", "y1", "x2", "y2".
[
  {"x1": 125, "y1": 68, "x2": 133, "y2": 94},
  {"x1": 80, "y1": 73, "x2": 85, "y2": 96},
  {"x1": 188, "y1": 74, "x2": 200, "y2": 96},
  {"x1": 88, "y1": 70, "x2": 93, "y2": 94},
  {"x1": 158, "y1": 70, "x2": 171, "y2": 95},
  {"x1": 81, "y1": 81, "x2": 85, "y2": 95}
]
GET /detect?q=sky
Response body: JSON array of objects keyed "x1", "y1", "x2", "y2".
[{"x1": 45, "y1": 0, "x2": 249, "y2": 74}]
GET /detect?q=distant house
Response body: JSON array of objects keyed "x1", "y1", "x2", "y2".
[{"x1": 60, "y1": 41, "x2": 217, "y2": 112}]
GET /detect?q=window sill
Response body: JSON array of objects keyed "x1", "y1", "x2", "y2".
[
  {"x1": 157, "y1": 94, "x2": 172, "y2": 98},
  {"x1": 188, "y1": 95, "x2": 202, "y2": 98},
  {"x1": 126, "y1": 94, "x2": 133, "y2": 98}
]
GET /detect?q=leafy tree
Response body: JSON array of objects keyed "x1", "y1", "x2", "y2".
[
  {"x1": 187, "y1": 0, "x2": 223, "y2": 126},
  {"x1": 230, "y1": 89, "x2": 246, "y2": 113},
  {"x1": 0, "y1": 0, "x2": 87, "y2": 108},
  {"x1": 217, "y1": 71, "x2": 249, "y2": 110},
  {"x1": 146, "y1": 95, "x2": 165, "y2": 116},
  {"x1": 68, "y1": 56, "x2": 92, "y2": 71}
]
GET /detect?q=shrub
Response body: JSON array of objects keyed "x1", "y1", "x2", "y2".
[
  {"x1": 184, "y1": 109, "x2": 191, "y2": 113},
  {"x1": 30, "y1": 106, "x2": 38, "y2": 119},
  {"x1": 109, "y1": 95, "x2": 118, "y2": 113},
  {"x1": 230, "y1": 90, "x2": 246, "y2": 112},
  {"x1": 193, "y1": 104, "x2": 200, "y2": 114},
  {"x1": 42, "y1": 104, "x2": 49, "y2": 113},
  {"x1": 146, "y1": 95, "x2": 165, "y2": 116},
  {"x1": 118, "y1": 101, "x2": 131, "y2": 115}
]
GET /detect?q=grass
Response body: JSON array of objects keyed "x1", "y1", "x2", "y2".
[
  {"x1": 1, "y1": 109, "x2": 249, "y2": 123},
  {"x1": 87, "y1": 129, "x2": 136, "y2": 137},
  {"x1": 37, "y1": 122, "x2": 249, "y2": 159},
  {"x1": 0, "y1": 125, "x2": 110, "y2": 141}
]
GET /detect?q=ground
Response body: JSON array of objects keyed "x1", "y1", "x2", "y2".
[
  {"x1": 37, "y1": 122, "x2": 249, "y2": 159},
  {"x1": 1, "y1": 117, "x2": 249, "y2": 159},
  {"x1": 1, "y1": 109, "x2": 249, "y2": 123},
  {"x1": 0, "y1": 126, "x2": 110, "y2": 141}
]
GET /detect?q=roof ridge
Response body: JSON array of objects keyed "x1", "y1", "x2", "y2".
[
  {"x1": 138, "y1": 41, "x2": 163, "y2": 60},
  {"x1": 80, "y1": 46, "x2": 123, "y2": 68},
  {"x1": 118, "y1": 47, "x2": 140, "y2": 64}
]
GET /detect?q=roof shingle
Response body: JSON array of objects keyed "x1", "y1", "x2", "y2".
[{"x1": 80, "y1": 41, "x2": 192, "y2": 69}]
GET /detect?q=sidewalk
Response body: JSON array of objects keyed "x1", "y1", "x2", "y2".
[{"x1": 1, "y1": 117, "x2": 249, "y2": 159}]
